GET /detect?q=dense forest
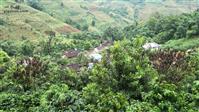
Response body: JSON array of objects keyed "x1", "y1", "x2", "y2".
[{"x1": 1, "y1": 0, "x2": 199, "y2": 112}]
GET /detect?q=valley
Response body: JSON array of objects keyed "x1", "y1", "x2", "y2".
[{"x1": 1, "y1": 0, "x2": 199, "y2": 111}]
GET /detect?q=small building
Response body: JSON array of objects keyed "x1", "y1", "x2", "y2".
[
  {"x1": 89, "y1": 53, "x2": 102, "y2": 62},
  {"x1": 143, "y1": 42, "x2": 161, "y2": 50},
  {"x1": 63, "y1": 50, "x2": 80, "y2": 58},
  {"x1": 88, "y1": 63, "x2": 94, "y2": 69}
]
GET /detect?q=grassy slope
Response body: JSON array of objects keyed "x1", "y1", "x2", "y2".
[
  {"x1": 39, "y1": 0, "x2": 197, "y2": 32},
  {"x1": 0, "y1": 1, "x2": 80, "y2": 40},
  {"x1": 0, "y1": 0, "x2": 197, "y2": 40},
  {"x1": 162, "y1": 37, "x2": 199, "y2": 51},
  {"x1": 40, "y1": 0, "x2": 118, "y2": 32}
]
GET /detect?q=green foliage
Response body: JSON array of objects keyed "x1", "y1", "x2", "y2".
[
  {"x1": 96, "y1": 91, "x2": 128, "y2": 111},
  {"x1": 40, "y1": 84, "x2": 81, "y2": 111},
  {"x1": 82, "y1": 83, "x2": 101, "y2": 104},
  {"x1": 142, "y1": 83, "x2": 199, "y2": 111},
  {"x1": 103, "y1": 27, "x2": 124, "y2": 40},
  {"x1": 21, "y1": 40, "x2": 35, "y2": 56},
  {"x1": 162, "y1": 38, "x2": 199, "y2": 51},
  {"x1": 0, "y1": 19, "x2": 6, "y2": 26},
  {"x1": 0, "y1": 40, "x2": 36, "y2": 56},
  {"x1": 0, "y1": 50, "x2": 10, "y2": 74},
  {"x1": 124, "y1": 11, "x2": 199, "y2": 43},
  {"x1": 81, "y1": 24, "x2": 89, "y2": 31},
  {"x1": 27, "y1": 0, "x2": 44, "y2": 11},
  {"x1": 0, "y1": 50, "x2": 10, "y2": 65},
  {"x1": 1, "y1": 15, "x2": 199, "y2": 111},
  {"x1": 65, "y1": 18, "x2": 89, "y2": 31},
  {"x1": 65, "y1": 18, "x2": 81, "y2": 30},
  {"x1": 126, "y1": 100, "x2": 160, "y2": 112},
  {"x1": 90, "y1": 38, "x2": 158, "y2": 98},
  {"x1": 0, "y1": 40, "x2": 21, "y2": 56},
  {"x1": 0, "y1": 93, "x2": 24, "y2": 111},
  {"x1": 0, "y1": 92, "x2": 41, "y2": 111},
  {"x1": 13, "y1": 57, "x2": 49, "y2": 90},
  {"x1": 91, "y1": 20, "x2": 95, "y2": 26}
]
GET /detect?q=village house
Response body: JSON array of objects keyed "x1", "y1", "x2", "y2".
[
  {"x1": 63, "y1": 50, "x2": 80, "y2": 58},
  {"x1": 89, "y1": 53, "x2": 102, "y2": 62},
  {"x1": 143, "y1": 42, "x2": 161, "y2": 50}
]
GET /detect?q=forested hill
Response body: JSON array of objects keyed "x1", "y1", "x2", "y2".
[
  {"x1": 123, "y1": 10, "x2": 199, "y2": 43},
  {"x1": 1, "y1": 0, "x2": 199, "y2": 112}
]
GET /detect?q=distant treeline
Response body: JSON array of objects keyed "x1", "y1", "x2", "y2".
[{"x1": 123, "y1": 10, "x2": 199, "y2": 43}]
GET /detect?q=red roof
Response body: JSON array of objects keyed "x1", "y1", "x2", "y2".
[{"x1": 64, "y1": 50, "x2": 80, "y2": 58}]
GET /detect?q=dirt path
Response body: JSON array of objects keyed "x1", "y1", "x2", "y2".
[
  {"x1": 66, "y1": 41, "x2": 113, "y2": 71},
  {"x1": 85, "y1": 41, "x2": 113, "y2": 56}
]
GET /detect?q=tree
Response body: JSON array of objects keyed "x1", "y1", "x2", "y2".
[
  {"x1": 0, "y1": 50, "x2": 10, "y2": 73},
  {"x1": 90, "y1": 37, "x2": 158, "y2": 98},
  {"x1": 175, "y1": 25, "x2": 187, "y2": 39},
  {"x1": 91, "y1": 20, "x2": 95, "y2": 26},
  {"x1": 40, "y1": 84, "x2": 81, "y2": 111},
  {"x1": 82, "y1": 24, "x2": 89, "y2": 31},
  {"x1": 0, "y1": 40, "x2": 21, "y2": 56},
  {"x1": 15, "y1": 0, "x2": 24, "y2": 3},
  {"x1": 21, "y1": 40, "x2": 35, "y2": 56},
  {"x1": 103, "y1": 27, "x2": 124, "y2": 40},
  {"x1": 27, "y1": 0, "x2": 44, "y2": 11},
  {"x1": 44, "y1": 31, "x2": 56, "y2": 54},
  {"x1": 0, "y1": 19, "x2": 5, "y2": 26},
  {"x1": 0, "y1": 50, "x2": 10, "y2": 64},
  {"x1": 60, "y1": 2, "x2": 64, "y2": 7}
]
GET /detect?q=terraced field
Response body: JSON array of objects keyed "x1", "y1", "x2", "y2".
[
  {"x1": 39, "y1": 0, "x2": 198, "y2": 32},
  {"x1": 0, "y1": 1, "x2": 79, "y2": 40}
]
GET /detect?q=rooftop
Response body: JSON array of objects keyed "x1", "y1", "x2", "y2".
[{"x1": 63, "y1": 50, "x2": 80, "y2": 58}]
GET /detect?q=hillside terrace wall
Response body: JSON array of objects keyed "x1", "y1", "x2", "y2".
[{"x1": 2, "y1": 9, "x2": 29, "y2": 14}]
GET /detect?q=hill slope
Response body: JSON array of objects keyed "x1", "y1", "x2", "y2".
[
  {"x1": 39, "y1": 0, "x2": 198, "y2": 32},
  {"x1": 0, "y1": 0, "x2": 198, "y2": 39},
  {"x1": 0, "y1": 1, "x2": 80, "y2": 40}
]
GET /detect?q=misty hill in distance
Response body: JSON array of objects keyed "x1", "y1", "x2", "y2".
[
  {"x1": 40, "y1": 0, "x2": 198, "y2": 32},
  {"x1": 1, "y1": 0, "x2": 198, "y2": 40}
]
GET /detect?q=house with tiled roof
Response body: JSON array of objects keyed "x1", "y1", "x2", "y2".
[{"x1": 63, "y1": 50, "x2": 80, "y2": 58}]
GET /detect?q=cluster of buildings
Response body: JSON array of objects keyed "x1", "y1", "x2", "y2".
[
  {"x1": 62, "y1": 41, "x2": 112, "y2": 71},
  {"x1": 62, "y1": 41, "x2": 161, "y2": 72}
]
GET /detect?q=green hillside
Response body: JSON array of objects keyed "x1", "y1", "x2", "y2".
[
  {"x1": 162, "y1": 37, "x2": 199, "y2": 50},
  {"x1": 1, "y1": 0, "x2": 199, "y2": 112},
  {"x1": 0, "y1": 0, "x2": 80, "y2": 40},
  {"x1": 38, "y1": 0, "x2": 197, "y2": 32},
  {"x1": 1, "y1": 0, "x2": 197, "y2": 38}
]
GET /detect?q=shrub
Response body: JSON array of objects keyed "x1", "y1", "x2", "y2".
[
  {"x1": 0, "y1": 19, "x2": 6, "y2": 25},
  {"x1": 13, "y1": 57, "x2": 49, "y2": 90},
  {"x1": 27, "y1": 0, "x2": 44, "y2": 11},
  {"x1": 0, "y1": 50, "x2": 10, "y2": 74},
  {"x1": 0, "y1": 40, "x2": 21, "y2": 56},
  {"x1": 0, "y1": 50, "x2": 10, "y2": 64},
  {"x1": 21, "y1": 40, "x2": 35, "y2": 56},
  {"x1": 40, "y1": 84, "x2": 81, "y2": 111}
]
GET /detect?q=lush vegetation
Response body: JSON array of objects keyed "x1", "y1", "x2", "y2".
[
  {"x1": 37, "y1": 0, "x2": 196, "y2": 32},
  {"x1": 1, "y1": 0, "x2": 199, "y2": 111},
  {"x1": 1, "y1": 36, "x2": 199, "y2": 111},
  {"x1": 124, "y1": 11, "x2": 199, "y2": 43},
  {"x1": 27, "y1": 0, "x2": 44, "y2": 11}
]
